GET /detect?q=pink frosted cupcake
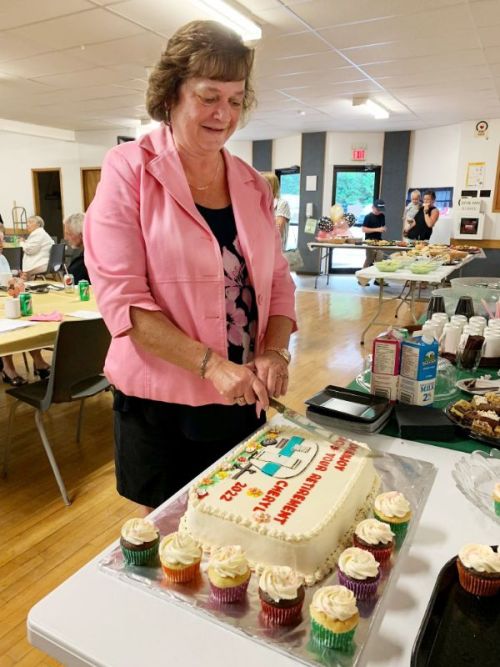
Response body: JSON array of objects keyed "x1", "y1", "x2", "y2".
[
  {"x1": 353, "y1": 518, "x2": 395, "y2": 563},
  {"x1": 456, "y1": 544, "x2": 500, "y2": 597},
  {"x1": 337, "y1": 547, "x2": 380, "y2": 600},
  {"x1": 159, "y1": 532, "x2": 202, "y2": 583},
  {"x1": 207, "y1": 545, "x2": 251, "y2": 603},
  {"x1": 258, "y1": 566, "x2": 305, "y2": 625}
]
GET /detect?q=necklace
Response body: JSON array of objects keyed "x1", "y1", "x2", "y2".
[{"x1": 187, "y1": 156, "x2": 221, "y2": 191}]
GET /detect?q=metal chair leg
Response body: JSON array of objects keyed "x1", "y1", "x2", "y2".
[
  {"x1": 34, "y1": 410, "x2": 71, "y2": 506},
  {"x1": 76, "y1": 398, "x2": 86, "y2": 444},
  {"x1": 3, "y1": 399, "x2": 20, "y2": 477}
]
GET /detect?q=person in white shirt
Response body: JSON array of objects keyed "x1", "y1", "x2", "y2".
[
  {"x1": 21, "y1": 215, "x2": 54, "y2": 278},
  {"x1": 262, "y1": 172, "x2": 291, "y2": 250},
  {"x1": 0, "y1": 231, "x2": 50, "y2": 385}
]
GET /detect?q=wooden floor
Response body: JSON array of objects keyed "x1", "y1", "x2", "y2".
[{"x1": 0, "y1": 283, "x2": 425, "y2": 666}]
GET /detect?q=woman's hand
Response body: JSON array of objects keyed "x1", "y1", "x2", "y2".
[
  {"x1": 251, "y1": 351, "x2": 289, "y2": 399},
  {"x1": 204, "y1": 355, "x2": 269, "y2": 409}
]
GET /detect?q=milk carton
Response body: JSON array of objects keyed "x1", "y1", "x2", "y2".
[
  {"x1": 371, "y1": 328, "x2": 404, "y2": 401},
  {"x1": 398, "y1": 334, "x2": 439, "y2": 406}
]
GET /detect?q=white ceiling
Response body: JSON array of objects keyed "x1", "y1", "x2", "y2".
[{"x1": 1, "y1": 0, "x2": 500, "y2": 140}]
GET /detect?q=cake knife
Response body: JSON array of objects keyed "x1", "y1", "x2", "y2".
[{"x1": 270, "y1": 399, "x2": 380, "y2": 458}]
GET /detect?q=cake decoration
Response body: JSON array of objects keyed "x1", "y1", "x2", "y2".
[{"x1": 181, "y1": 419, "x2": 380, "y2": 584}]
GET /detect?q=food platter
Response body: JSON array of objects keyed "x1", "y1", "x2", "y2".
[
  {"x1": 452, "y1": 450, "x2": 500, "y2": 524},
  {"x1": 444, "y1": 404, "x2": 500, "y2": 449}
]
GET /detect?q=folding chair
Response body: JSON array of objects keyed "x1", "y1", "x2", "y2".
[{"x1": 2, "y1": 318, "x2": 111, "y2": 505}]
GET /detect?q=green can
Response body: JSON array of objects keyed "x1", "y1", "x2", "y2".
[
  {"x1": 19, "y1": 292, "x2": 33, "y2": 316},
  {"x1": 78, "y1": 280, "x2": 90, "y2": 301}
]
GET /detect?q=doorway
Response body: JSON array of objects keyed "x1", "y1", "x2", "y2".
[
  {"x1": 276, "y1": 166, "x2": 300, "y2": 250},
  {"x1": 331, "y1": 165, "x2": 381, "y2": 272},
  {"x1": 32, "y1": 169, "x2": 64, "y2": 241},
  {"x1": 81, "y1": 168, "x2": 101, "y2": 211}
]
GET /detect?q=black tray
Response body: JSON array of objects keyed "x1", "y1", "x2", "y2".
[
  {"x1": 411, "y1": 548, "x2": 500, "y2": 667},
  {"x1": 444, "y1": 404, "x2": 500, "y2": 449}
]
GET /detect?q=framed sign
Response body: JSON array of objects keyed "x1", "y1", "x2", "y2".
[{"x1": 466, "y1": 162, "x2": 485, "y2": 187}]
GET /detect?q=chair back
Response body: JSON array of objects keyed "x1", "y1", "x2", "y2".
[
  {"x1": 41, "y1": 319, "x2": 111, "y2": 408},
  {"x1": 3, "y1": 247, "x2": 23, "y2": 271},
  {"x1": 47, "y1": 243, "x2": 66, "y2": 273}
]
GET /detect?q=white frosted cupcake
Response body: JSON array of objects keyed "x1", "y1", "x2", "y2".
[
  {"x1": 207, "y1": 545, "x2": 251, "y2": 603},
  {"x1": 337, "y1": 547, "x2": 380, "y2": 600},
  {"x1": 159, "y1": 532, "x2": 202, "y2": 583},
  {"x1": 310, "y1": 585, "x2": 359, "y2": 650},
  {"x1": 353, "y1": 518, "x2": 395, "y2": 563},
  {"x1": 373, "y1": 491, "x2": 412, "y2": 542},
  {"x1": 120, "y1": 518, "x2": 159, "y2": 566},
  {"x1": 258, "y1": 566, "x2": 305, "y2": 625},
  {"x1": 456, "y1": 544, "x2": 500, "y2": 597}
]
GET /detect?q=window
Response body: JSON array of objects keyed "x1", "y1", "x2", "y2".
[{"x1": 407, "y1": 187, "x2": 454, "y2": 215}]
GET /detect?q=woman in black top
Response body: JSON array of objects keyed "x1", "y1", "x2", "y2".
[{"x1": 406, "y1": 190, "x2": 439, "y2": 241}]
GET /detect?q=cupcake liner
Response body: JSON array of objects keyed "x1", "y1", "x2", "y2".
[
  {"x1": 209, "y1": 579, "x2": 249, "y2": 603},
  {"x1": 494, "y1": 499, "x2": 500, "y2": 516},
  {"x1": 161, "y1": 561, "x2": 200, "y2": 583},
  {"x1": 353, "y1": 535, "x2": 393, "y2": 564},
  {"x1": 373, "y1": 511, "x2": 409, "y2": 544},
  {"x1": 260, "y1": 598, "x2": 303, "y2": 625},
  {"x1": 311, "y1": 619, "x2": 356, "y2": 650},
  {"x1": 337, "y1": 570, "x2": 380, "y2": 600},
  {"x1": 456, "y1": 559, "x2": 500, "y2": 597},
  {"x1": 121, "y1": 542, "x2": 159, "y2": 567}
]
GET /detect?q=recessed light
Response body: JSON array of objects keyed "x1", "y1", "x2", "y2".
[{"x1": 298, "y1": 110, "x2": 306, "y2": 116}]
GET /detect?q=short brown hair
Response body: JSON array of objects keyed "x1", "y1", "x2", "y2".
[{"x1": 146, "y1": 20, "x2": 256, "y2": 123}]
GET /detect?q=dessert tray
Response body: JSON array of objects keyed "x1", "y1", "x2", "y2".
[
  {"x1": 452, "y1": 449, "x2": 500, "y2": 525},
  {"x1": 444, "y1": 403, "x2": 500, "y2": 449},
  {"x1": 100, "y1": 416, "x2": 436, "y2": 667},
  {"x1": 411, "y1": 547, "x2": 499, "y2": 667}
]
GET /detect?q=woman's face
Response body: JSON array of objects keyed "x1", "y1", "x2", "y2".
[
  {"x1": 423, "y1": 194, "x2": 435, "y2": 207},
  {"x1": 169, "y1": 77, "x2": 246, "y2": 156},
  {"x1": 27, "y1": 219, "x2": 37, "y2": 233}
]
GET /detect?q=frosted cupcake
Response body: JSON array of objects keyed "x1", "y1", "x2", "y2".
[
  {"x1": 493, "y1": 483, "x2": 500, "y2": 516},
  {"x1": 310, "y1": 585, "x2": 359, "y2": 650},
  {"x1": 120, "y1": 518, "x2": 159, "y2": 566},
  {"x1": 207, "y1": 545, "x2": 251, "y2": 603},
  {"x1": 337, "y1": 547, "x2": 380, "y2": 600},
  {"x1": 159, "y1": 532, "x2": 202, "y2": 583},
  {"x1": 373, "y1": 491, "x2": 412, "y2": 541},
  {"x1": 353, "y1": 518, "x2": 395, "y2": 563},
  {"x1": 456, "y1": 544, "x2": 500, "y2": 597},
  {"x1": 258, "y1": 566, "x2": 305, "y2": 625}
]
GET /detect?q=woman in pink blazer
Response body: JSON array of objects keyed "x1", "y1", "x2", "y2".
[{"x1": 84, "y1": 21, "x2": 297, "y2": 511}]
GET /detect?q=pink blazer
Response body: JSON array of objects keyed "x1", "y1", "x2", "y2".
[{"x1": 84, "y1": 125, "x2": 296, "y2": 405}]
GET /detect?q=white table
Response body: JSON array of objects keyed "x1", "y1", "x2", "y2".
[
  {"x1": 27, "y1": 433, "x2": 496, "y2": 667},
  {"x1": 307, "y1": 242, "x2": 412, "y2": 289},
  {"x1": 355, "y1": 253, "x2": 483, "y2": 344}
]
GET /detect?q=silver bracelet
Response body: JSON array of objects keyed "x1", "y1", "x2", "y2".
[{"x1": 200, "y1": 347, "x2": 213, "y2": 379}]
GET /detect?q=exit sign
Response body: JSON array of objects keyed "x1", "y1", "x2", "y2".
[{"x1": 352, "y1": 147, "x2": 366, "y2": 161}]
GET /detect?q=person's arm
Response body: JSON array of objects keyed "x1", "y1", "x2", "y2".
[
  {"x1": 362, "y1": 225, "x2": 385, "y2": 234},
  {"x1": 424, "y1": 206, "x2": 439, "y2": 229},
  {"x1": 253, "y1": 314, "x2": 294, "y2": 398},
  {"x1": 275, "y1": 215, "x2": 288, "y2": 236}
]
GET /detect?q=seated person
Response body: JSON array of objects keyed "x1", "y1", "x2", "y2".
[
  {"x1": 21, "y1": 215, "x2": 54, "y2": 279},
  {"x1": 0, "y1": 231, "x2": 50, "y2": 384},
  {"x1": 64, "y1": 213, "x2": 90, "y2": 284}
]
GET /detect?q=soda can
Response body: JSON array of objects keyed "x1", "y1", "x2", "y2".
[
  {"x1": 64, "y1": 273, "x2": 75, "y2": 293},
  {"x1": 78, "y1": 280, "x2": 90, "y2": 301},
  {"x1": 19, "y1": 292, "x2": 33, "y2": 316}
]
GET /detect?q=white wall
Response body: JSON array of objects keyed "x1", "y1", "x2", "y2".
[
  {"x1": 323, "y1": 132, "x2": 385, "y2": 216},
  {"x1": 273, "y1": 134, "x2": 301, "y2": 170},
  {"x1": 76, "y1": 128, "x2": 134, "y2": 168},
  {"x1": 225, "y1": 138, "x2": 252, "y2": 164}
]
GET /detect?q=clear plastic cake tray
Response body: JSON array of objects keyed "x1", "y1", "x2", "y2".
[{"x1": 100, "y1": 415, "x2": 437, "y2": 667}]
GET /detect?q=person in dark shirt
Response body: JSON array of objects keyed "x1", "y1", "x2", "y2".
[
  {"x1": 359, "y1": 199, "x2": 386, "y2": 286},
  {"x1": 405, "y1": 190, "x2": 439, "y2": 241},
  {"x1": 64, "y1": 212, "x2": 90, "y2": 284}
]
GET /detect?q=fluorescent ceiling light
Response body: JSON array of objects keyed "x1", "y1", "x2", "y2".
[
  {"x1": 191, "y1": 0, "x2": 262, "y2": 41},
  {"x1": 352, "y1": 96, "x2": 389, "y2": 120}
]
